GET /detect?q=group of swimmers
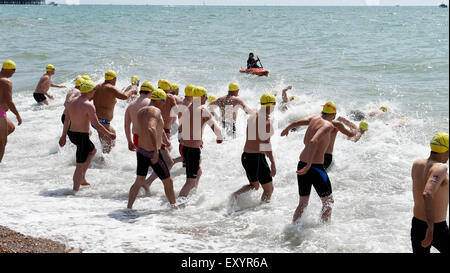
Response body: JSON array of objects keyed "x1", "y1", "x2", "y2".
[{"x1": 0, "y1": 59, "x2": 448, "y2": 254}]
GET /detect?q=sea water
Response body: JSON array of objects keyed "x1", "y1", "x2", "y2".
[{"x1": 0, "y1": 5, "x2": 448, "y2": 252}]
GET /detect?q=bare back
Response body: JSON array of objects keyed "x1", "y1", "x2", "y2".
[
  {"x1": 244, "y1": 111, "x2": 273, "y2": 153},
  {"x1": 300, "y1": 117, "x2": 334, "y2": 164},
  {"x1": 128, "y1": 96, "x2": 151, "y2": 134},
  {"x1": 66, "y1": 96, "x2": 96, "y2": 133},
  {"x1": 0, "y1": 77, "x2": 12, "y2": 111},
  {"x1": 182, "y1": 104, "x2": 212, "y2": 149},
  {"x1": 412, "y1": 159, "x2": 449, "y2": 222},
  {"x1": 34, "y1": 74, "x2": 51, "y2": 94},
  {"x1": 93, "y1": 83, "x2": 124, "y2": 120},
  {"x1": 136, "y1": 106, "x2": 164, "y2": 152},
  {"x1": 214, "y1": 94, "x2": 246, "y2": 122}
]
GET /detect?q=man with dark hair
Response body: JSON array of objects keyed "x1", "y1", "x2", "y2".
[{"x1": 247, "y1": 52, "x2": 260, "y2": 69}]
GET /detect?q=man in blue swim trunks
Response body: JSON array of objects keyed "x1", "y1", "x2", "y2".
[
  {"x1": 290, "y1": 102, "x2": 342, "y2": 224},
  {"x1": 93, "y1": 70, "x2": 136, "y2": 153}
]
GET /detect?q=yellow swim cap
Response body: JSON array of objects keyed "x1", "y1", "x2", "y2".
[
  {"x1": 46, "y1": 64, "x2": 55, "y2": 71},
  {"x1": 208, "y1": 95, "x2": 217, "y2": 103},
  {"x1": 321, "y1": 101, "x2": 337, "y2": 114},
  {"x1": 158, "y1": 79, "x2": 172, "y2": 92},
  {"x1": 359, "y1": 120, "x2": 369, "y2": 131},
  {"x1": 380, "y1": 106, "x2": 388, "y2": 112},
  {"x1": 80, "y1": 80, "x2": 96, "y2": 94},
  {"x1": 105, "y1": 70, "x2": 117, "y2": 81},
  {"x1": 131, "y1": 75, "x2": 140, "y2": 84},
  {"x1": 290, "y1": 95, "x2": 297, "y2": 101},
  {"x1": 229, "y1": 82, "x2": 239, "y2": 92},
  {"x1": 193, "y1": 86, "x2": 207, "y2": 98},
  {"x1": 2, "y1": 59, "x2": 16, "y2": 70},
  {"x1": 140, "y1": 81, "x2": 154, "y2": 92},
  {"x1": 260, "y1": 93, "x2": 276, "y2": 107},
  {"x1": 75, "y1": 75, "x2": 91, "y2": 87},
  {"x1": 430, "y1": 132, "x2": 449, "y2": 153},
  {"x1": 151, "y1": 88, "x2": 167, "y2": 102},
  {"x1": 185, "y1": 84, "x2": 196, "y2": 97},
  {"x1": 171, "y1": 83, "x2": 179, "y2": 92}
]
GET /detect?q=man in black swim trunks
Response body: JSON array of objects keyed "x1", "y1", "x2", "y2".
[
  {"x1": 59, "y1": 80, "x2": 116, "y2": 191},
  {"x1": 410, "y1": 132, "x2": 448, "y2": 254},
  {"x1": 33, "y1": 64, "x2": 66, "y2": 105},
  {"x1": 283, "y1": 102, "x2": 352, "y2": 223},
  {"x1": 127, "y1": 106, "x2": 178, "y2": 209},
  {"x1": 231, "y1": 93, "x2": 276, "y2": 203}
]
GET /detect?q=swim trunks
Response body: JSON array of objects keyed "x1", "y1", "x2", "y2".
[
  {"x1": 241, "y1": 152, "x2": 272, "y2": 184},
  {"x1": 324, "y1": 153, "x2": 333, "y2": 170},
  {"x1": 33, "y1": 93, "x2": 46, "y2": 103},
  {"x1": 61, "y1": 113, "x2": 66, "y2": 124},
  {"x1": 136, "y1": 147, "x2": 170, "y2": 179},
  {"x1": 164, "y1": 128, "x2": 171, "y2": 135},
  {"x1": 0, "y1": 110, "x2": 6, "y2": 118},
  {"x1": 179, "y1": 143, "x2": 186, "y2": 168},
  {"x1": 182, "y1": 146, "x2": 201, "y2": 179},
  {"x1": 133, "y1": 134, "x2": 139, "y2": 147},
  {"x1": 98, "y1": 118, "x2": 111, "y2": 125},
  {"x1": 297, "y1": 161, "x2": 332, "y2": 198},
  {"x1": 67, "y1": 130, "x2": 95, "y2": 163},
  {"x1": 411, "y1": 217, "x2": 449, "y2": 254}
]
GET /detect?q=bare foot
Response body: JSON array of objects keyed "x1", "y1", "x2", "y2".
[{"x1": 81, "y1": 180, "x2": 91, "y2": 186}]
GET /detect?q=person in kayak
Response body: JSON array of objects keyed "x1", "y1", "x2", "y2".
[{"x1": 247, "y1": 53, "x2": 260, "y2": 69}]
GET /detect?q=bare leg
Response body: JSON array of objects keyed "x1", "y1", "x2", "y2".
[
  {"x1": 179, "y1": 178, "x2": 196, "y2": 197},
  {"x1": 161, "y1": 177, "x2": 178, "y2": 208},
  {"x1": 320, "y1": 195, "x2": 334, "y2": 222},
  {"x1": 73, "y1": 164, "x2": 84, "y2": 191},
  {"x1": 292, "y1": 195, "x2": 310, "y2": 224},
  {"x1": 260, "y1": 182, "x2": 274, "y2": 203},
  {"x1": 81, "y1": 148, "x2": 96, "y2": 186},
  {"x1": 98, "y1": 124, "x2": 115, "y2": 154},
  {"x1": 127, "y1": 176, "x2": 146, "y2": 209},
  {"x1": 231, "y1": 182, "x2": 259, "y2": 199},
  {"x1": 0, "y1": 118, "x2": 7, "y2": 163}
]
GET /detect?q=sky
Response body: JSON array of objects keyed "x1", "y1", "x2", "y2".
[{"x1": 55, "y1": 0, "x2": 449, "y2": 6}]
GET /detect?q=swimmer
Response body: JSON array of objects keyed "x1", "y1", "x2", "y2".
[
  {"x1": 59, "y1": 80, "x2": 116, "y2": 191},
  {"x1": 93, "y1": 70, "x2": 137, "y2": 154},
  {"x1": 231, "y1": 93, "x2": 277, "y2": 203},
  {"x1": 0, "y1": 60, "x2": 22, "y2": 163},
  {"x1": 33, "y1": 64, "x2": 66, "y2": 105},
  {"x1": 209, "y1": 82, "x2": 252, "y2": 138},
  {"x1": 178, "y1": 86, "x2": 223, "y2": 197},
  {"x1": 337, "y1": 116, "x2": 368, "y2": 142},
  {"x1": 127, "y1": 106, "x2": 178, "y2": 209},
  {"x1": 411, "y1": 132, "x2": 449, "y2": 253}
]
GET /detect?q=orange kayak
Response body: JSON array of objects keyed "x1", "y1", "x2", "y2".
[{"x1": 239, "y1": 67, "x2": 269, "y2": 76}]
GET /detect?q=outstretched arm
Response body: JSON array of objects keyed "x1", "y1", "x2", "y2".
[
  {"x1": 281, "y1": 86, "x2": 292, "y2": 103},
  {"x1": 281, "y1": 117, "x2": 312, "y2": 136},
  {"x1": 332, "y1": 120, "x2": 355, "y2": 138}
]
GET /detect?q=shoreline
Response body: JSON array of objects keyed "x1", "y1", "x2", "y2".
[{"x1": 0, "y1": 225, "x2": 81, "y2": 253}]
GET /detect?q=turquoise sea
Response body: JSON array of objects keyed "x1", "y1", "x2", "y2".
[{"x1": 0, "y1": 5, "x2": 448, "y2": 252}]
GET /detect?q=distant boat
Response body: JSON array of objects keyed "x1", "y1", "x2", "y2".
[
  {"x1": 439, "y1": 3, "x2": 447, "y2": 8},
  {"x1": 48, "y1": 1, "x2": 57, "y2": 5}
]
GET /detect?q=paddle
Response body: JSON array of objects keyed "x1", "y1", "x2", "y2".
[{"x1": 254, "y1": 51, "x2": 264, "y2": 68}]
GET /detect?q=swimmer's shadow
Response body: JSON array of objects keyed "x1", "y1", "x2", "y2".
[
  {"x1": 39, "y1": 188, "x2": 76, "y2": 197},
  {"x1": 108, "y1": 208, "x2": 169, "y2": 223}
]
